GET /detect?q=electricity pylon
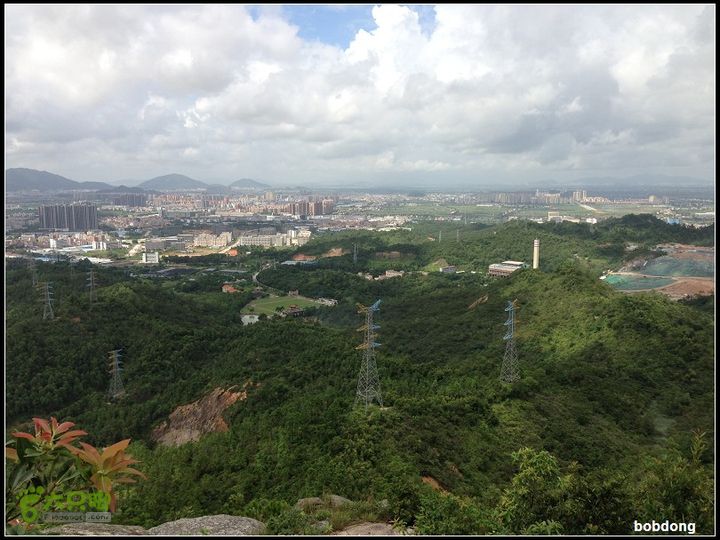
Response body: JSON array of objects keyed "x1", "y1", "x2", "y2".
[
  {"x1": 355, "y1": 299, "x2": 383, "y2": 409},
  {"x1": 87, "y1": 269, "x2": 97, "y2": 305},
  {"x1": 29, "y1": 258, "x2": 38, "y2": 287},
  {"x1": 353, "y1": 243, "x2": 358, "y2": 265},
  {"x1": 39, "y1": 282, "x2": 54, "y2": 320},
  {"x1": 500, "y1": 299, "x2": 520, "y2": 383},
  {"x1": 108, "y1": 350, "x2": 125, "y2": 400}
]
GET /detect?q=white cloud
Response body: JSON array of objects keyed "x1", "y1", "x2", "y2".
[{"x1": 4, "y1": 4, "x2": 715, "y2": 185}]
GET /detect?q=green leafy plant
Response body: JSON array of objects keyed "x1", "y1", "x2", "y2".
[
  {"x1": 67, "y1": 438, "x2": 146, "y2": 511},
  {"x1": 5, "y1": 416, "x2": 145, "y2": 527}
]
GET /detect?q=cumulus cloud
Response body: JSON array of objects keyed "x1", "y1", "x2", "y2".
[{"x1": 4, "y1": 4, "x2": 715, "y2": 186}]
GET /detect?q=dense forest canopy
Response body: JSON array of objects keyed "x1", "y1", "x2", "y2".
[{"x1": 5, "y1": 215, "x2": 714, "y2": 534}]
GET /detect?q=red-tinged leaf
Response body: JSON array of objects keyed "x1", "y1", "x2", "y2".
[
  {"x1": 51, "y1": 417, "x2": 59, "y2": 432},
  {"x1": 108, "y1": 459, "x2": 140, "y2": 472},
  {"x1": 41, "y1": 432, "x2": 52, "y2": 442},
  {"x1": 57, "y1": 439, "x2": 81, "y2": 451},
  {"x1": 110, "y1": 492, "x2": 117, "y2": 513},
  {"x1": 57, "y1": 430, "x2": 87, "y2": 444},
  {"x1": 55, "y1": 421, "x2": 76, "y2": 434},
  {"x1": 93, "y1": 474, "x2": 113, "y2": 493},
  {"x1": 5, "y1": 447, "x2": 19, "y2": 461},
  {"x1": 33, "y1": 418, "x2": 51, "y2": 434},
  {"x1": 12, "y1": 432, "x2": 35, "y2": 441},
  {"x1": 74, "y1": 451, "x2": 96, "y2": 466},
  {"x1": 100, "y1": 439, "x2": 131, "y2": 465},
  {"x1": 113, "y1": 477, "x2": 137, "y2": 484},
  {"x1": 122, "y1": 467, "x2": 147, "y2": 479},
  {"x1": 78, "y1": 442, "x2": 102, "y2": 463}
]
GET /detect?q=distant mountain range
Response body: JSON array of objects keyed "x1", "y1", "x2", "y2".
[
  {"x1": 137, "y1": 174, "x2": 208, "y2": 191},
  {"x1": 6, "y1": 167, "x2": 710, "y2": 193},
  {"x1": 5, "y1": 168, "x2": 116, "y2": 192},
  {"x1": 5, "y1": 168, "x2": 271, "y2": 193},
  {"x1": 230, "y1": 178, "x2": 270, "y2": 190}
]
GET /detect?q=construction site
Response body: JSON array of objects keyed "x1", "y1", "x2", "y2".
[{"x1": 603, "y1": 243, "x2": 714, "y2": 300}]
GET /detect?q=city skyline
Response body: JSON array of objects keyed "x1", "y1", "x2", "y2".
[{"x1": 5, "y1": 4, "x2": 716, "y2": 187}]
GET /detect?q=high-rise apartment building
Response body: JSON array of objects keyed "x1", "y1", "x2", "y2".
[{"x1": 38, "y1": 204, "x2": 98, "y2": 231}]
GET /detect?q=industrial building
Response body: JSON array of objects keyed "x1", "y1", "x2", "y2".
[
  {"x1": 238, "y1": 229, "x2": 311, "y2": 247},
  {"x1": 142, "y1": 252, "x2": 160, "y2": 264},
  {"x1": 488, "y1": 261, "x2": 527, "y2": 277}
]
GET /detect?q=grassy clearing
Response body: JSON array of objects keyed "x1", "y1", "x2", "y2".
[{"x1": 245, "y1": 295, "x2": 319, "y2": 315}]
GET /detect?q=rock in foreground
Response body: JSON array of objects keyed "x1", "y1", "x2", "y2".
[
  {"x1": 41, "y1": 523, "x2": 147, "y2": 535},
  {"x1": 148, "y1": 515, "x2": 264, "y2": 536},
  {"x1": 332, "y1": 522, "x2": 399, "y2": 535}
]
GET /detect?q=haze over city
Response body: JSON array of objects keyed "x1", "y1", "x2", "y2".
[{"x1": 5, "y1": 4, "x2": 715, "y2": 188}]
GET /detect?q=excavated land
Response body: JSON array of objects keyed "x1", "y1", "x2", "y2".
[
  {"x1": 607, "y1": 244, "x2": 714, "y2": 300},
  {"x1": 151, "y1": 383, "x2": 256, "y2": 446}
]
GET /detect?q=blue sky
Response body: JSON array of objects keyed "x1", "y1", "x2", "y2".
[
  {"x1": 280, "y1": 4, "x2": 437, "y2": 48},
  {"x1": 282, "y1": 5, "x2": 375, "y2": 47}
]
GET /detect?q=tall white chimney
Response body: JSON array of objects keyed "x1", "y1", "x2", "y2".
[{"x1": 533, "y1": 239, "x2": 540, "y2": 269}]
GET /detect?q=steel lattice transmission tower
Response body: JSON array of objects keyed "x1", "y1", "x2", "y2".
[
  {"x1": 29, "y1": 258, "x2": 38, "y2": 287},
  {"x1": 39, "y1": 282, "x2": 55, "y2": 320},
  {"x1": 87, "y1": 269, "x2": 97, "y2": 305},
  {"x1": 499, "y1": 300, "x2": 520, "y2": 383},
  {"x1": 355, "y1": 299, "x2": 383, "y2": 409},
  {"x1": 108, "y1": 349, "x2": 126, "y2": 400},
  {"x1": 353, "y1": 243, "x2": 358, "y2": 265}
]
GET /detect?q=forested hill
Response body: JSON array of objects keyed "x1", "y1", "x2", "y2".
[
  {"x1": 273, "y1": 215, "x2": 714, "y2": 278},
  {"x1": 5, "y1": 217, "x2": 714, "y2": 534}
]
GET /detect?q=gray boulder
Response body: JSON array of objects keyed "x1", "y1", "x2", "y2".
[
  {"x1": 294, "y1": 497, "x2": 323, "y2": 511},
  {"x1": 41, "y1": 523, "x2": 147, "y2": 535},
  {"x1": 326, "y1": 494, "x2": 353, "y2": 508},
  {"x1": 332, "y1": 522, "x2": 399, "y2": 535},
  {"x1": 148, "y1": 515, "x2": 264, "y2": 536}
]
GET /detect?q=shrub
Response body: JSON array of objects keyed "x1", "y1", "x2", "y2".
[{"x1": 5, "y1": 417, "x2": 145, "y2": 528}]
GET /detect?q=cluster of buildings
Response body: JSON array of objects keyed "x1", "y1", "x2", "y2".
[
  {"x1": 358, "y1": 269, "x2": 406, "y2": 281},
  {"x1": 285, "y1": 200, "x2": 335, "y2": 216},
  {"x1": 144, "y1": 235, "x2": 194, "y2": 251},
  {"x1": 38, "y1": 203, "x2": 98, "y2": 231},
  {"x1": 193, "y1": 232, "x2": 233, "y2": 247},
  {"x1": 10, "y1": 231, "x2": 119, "y2": 250},
  {"x1": 112, "y1": 194, "x2": 148, "y2": 207},
  {"x1": 148, "y1": 192, "x2": 337, "y2": 218},
  {"x1": 99, "y1": 212, "x2": 168, "y2": 230},
  {"x1": 237, "y1": 229, "x2": 311, "y2": 248},
  {"x1": 546, "y1": 212, "x2": 598, "y2": 224}
]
